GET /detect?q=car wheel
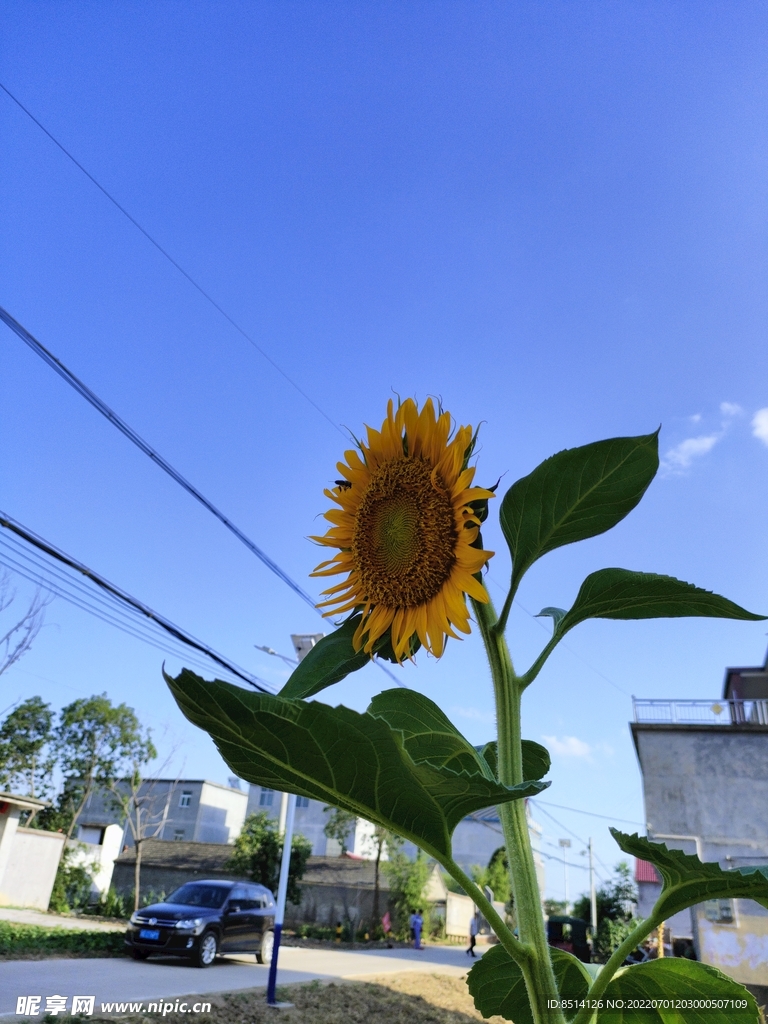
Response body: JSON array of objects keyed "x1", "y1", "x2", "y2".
[
  {"x1": 131, "y1": 948, "x2": 149, "y2": 960},
  {"x1": 256, "y1": 929, "x2": 274, "y2": 965},
  {"x1": 193, "y1": 930, "x2": 218, "y2": 968}
]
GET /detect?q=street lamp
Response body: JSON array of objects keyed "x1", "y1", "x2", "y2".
[{"x1": 558, "y1": 839, "x2": 571, "y2": 912}]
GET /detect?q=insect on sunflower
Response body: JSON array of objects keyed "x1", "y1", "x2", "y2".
[{"x1": 311, "y1": 398, "x2": 494, "y2": 661}]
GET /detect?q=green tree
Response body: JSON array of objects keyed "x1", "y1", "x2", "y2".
[
  {"x1": 106, "y1": 737, "x2": 160, "y2": 913},
  {"x1": 0, "y1": 696, "x2": 55, "y2": 801},
  {"x1": 226, "y1": 810, "x2": 311, "y2": 905},
  {"x1": 323, "y1": 805, "x2": 356, "y2": 855},
  {"x1": 48, "y1": 845, "x2": 96, "y2": 913},
  {"x1": 383, "y1": 847, "x2": 432, "y2": 939},
  {"x1": 572, "y1": 861, "x2": 638, "y2": 962},
  {"x1": 371, "y1": 825, "x2": 402, "y2": 931},
  {"x1": 46, "y1": 694, "x2": 155, "y2": 841},
  {"x1": 472, "y1": 846, "x2": 512, "y2": 906}
]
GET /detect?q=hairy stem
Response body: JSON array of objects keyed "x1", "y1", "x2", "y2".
[
  {"x1": 440, "y1": 855, "x2": 531, "y2": 964},
  {"x1": 570, "y1": 912, "x2": 663, "y2": 1024},
  {"x1": 472, "y1": 592, "x2": 565, "y2": 1024}
]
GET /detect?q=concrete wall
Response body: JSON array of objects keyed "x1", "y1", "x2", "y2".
[
  {"x1": 633, "y1": 725, "x2": 768, "y2": 855},
  {"x1": 633, "y1": 722, "x2": 768, "y2": 980},
  {"x1": 0, "y1": 828, "x2": 65, "y2": 910},
  {"x1": 68, "y1": 824, "x2": 123, "y2": 895}
]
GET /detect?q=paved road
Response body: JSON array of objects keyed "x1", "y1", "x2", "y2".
[{"x1": 1, "y1": 943, "x2": 484, "y2": 1016}]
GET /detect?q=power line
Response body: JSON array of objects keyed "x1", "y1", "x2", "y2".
[
  {"x1": 0, "y1": 532, "x2": 240, "y2": 683},
  {"x1": 534, "y1": 800, "x2": 644, "y2": 828},
  {"x1": 0, "y1": 305, "x2": 317, "y2": 611},
  {"x1": 0, "y1": 81, "x2": 345, "y2": 440},
  {"x1": 0, "y1": 512, "x2": 273, "y2": 693}
]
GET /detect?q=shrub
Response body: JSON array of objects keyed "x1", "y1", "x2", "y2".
[{"x1": 0, "y1": 921, "x2": 124, "y2": 957}]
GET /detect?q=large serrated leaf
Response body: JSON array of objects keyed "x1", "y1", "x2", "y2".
[
  {"x1": 611, "y1": 830, "x2": 768, "y2": 920},
  {"x1": 598, "y1": 958, "x2": 758, "y2": 1023},
  {"x1": 500, "y1": 433, "x2": 659, "y2": 590},
  {"x1": 278, "y1": 615, "x2": 371, "y2": 699},
  {"x1": 467, "y1": 944, "x2": 590, "y2": 1023},
  {"x1": 477, "y1": 740, "x2": 551, "y2": 783},
  {"x1": 165, "y1": 669, "x2": 547, "y2": 859},
  {"x1": 556, "y1": 570, "x2": 764, "y2": 636},
  {"x1": 367, "y1": 689, "x2": 493, "y2": 778}
]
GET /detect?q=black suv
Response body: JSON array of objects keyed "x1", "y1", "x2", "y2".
[{"x1": 125, "y1": 879, "x2": 275, "y2": 968}]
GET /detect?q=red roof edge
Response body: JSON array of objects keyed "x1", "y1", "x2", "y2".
[{"x1": 635, "y1": 858, "x2": 661, "y2": 883}]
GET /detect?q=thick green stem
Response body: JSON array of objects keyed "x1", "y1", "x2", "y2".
[
  {"x1": 472, "y1": 592, "x2": 566, "y2": 1024},
  {"x1": 570, "y1": 911, "x2": 663, "y2": 1024},
  {"x1": 440, "y1": 855, "x2": 531, "y2": 964}
]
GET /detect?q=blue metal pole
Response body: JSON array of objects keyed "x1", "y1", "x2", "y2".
[{"x1": 266, "y1": 792, "x2": 296, "y2": 1005}]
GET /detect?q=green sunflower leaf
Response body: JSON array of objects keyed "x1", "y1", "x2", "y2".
[
  {"x1": 278, "y1": 615, "x2": 370, "y2": 699},
  {"x1": 611, "y1": 830, "x2": 768, "y2": 920},
  {"x1": 467, "y1": 944, "x2": 590, "y2": 1023},
  {"x1": 555, "y1": 570, "x2": 765, "y2": 636},
  {"x1": 500, "y1": 433, "x2": 659, "y2": 591},
  {"x1": 597, "y1": 958, "x2": 758, "y2": 1023},
  {"x1": 477, "y1": 740, "x2": 551, "y2": 783},
  {"x1": 367, "y1": 689, "x2": 493, "y2": 778},
  {"x1": 165, "y1": 669, "x2": 547, "y2": 859}
]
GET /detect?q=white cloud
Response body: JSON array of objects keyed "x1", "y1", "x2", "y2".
[
  {"x1": 542, "y1": 734, "x2": 592, "y2": 759},
  {"x1": 720, "y1": 402, "x2": 743, "y2": 417},
  {"x1": 689, "y1": 414, "x2": 702, "y2": 424},
  {"x1": 752, "y1": 408, "x2": 768, "y2": 447},
  {"x1": 661, "y1": 433, "x2": 720, "y2": 473},
  {"x1": 451, "y1": 706, "x2": 495, "y2": 724}
]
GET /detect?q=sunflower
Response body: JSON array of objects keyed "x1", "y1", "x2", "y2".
[{"x1": 311, "y1": 398, "x2": 494, "y2": 661}]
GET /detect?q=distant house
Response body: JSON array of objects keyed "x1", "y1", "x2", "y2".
[
  {"x1": 79, "y1": 778, "x2": 248, "y2": 849},
  {"x1": 111, "y1": 839, "x2": 250, "y2": 902},
  {"x1": 631, "y1": 646, "x2": 768, "y2": 987},
  {"x1": 246, "y1": 784, "x2": 545, "y2": 893}
]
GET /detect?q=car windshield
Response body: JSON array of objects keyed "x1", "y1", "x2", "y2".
[{"x1": 165, "y1": 883, "x2": 230, "y2": 909}]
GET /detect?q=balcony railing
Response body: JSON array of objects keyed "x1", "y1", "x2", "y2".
[{"x1": 633, "y1": 698, "x2": 768, "y2": 726}]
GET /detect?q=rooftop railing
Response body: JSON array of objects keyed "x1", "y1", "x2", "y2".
[{"x1": 633, "y1": 698, "x2": 768, "y2": 726}]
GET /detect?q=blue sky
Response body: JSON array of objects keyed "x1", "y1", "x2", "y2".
[{"x1": 1, "y1": 1, "x2": 767, "y2": 899}]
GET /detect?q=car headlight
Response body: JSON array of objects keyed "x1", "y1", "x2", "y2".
[
  {"x1": 175, "y1": 918, "x2": 204, "y2": 933},
  {"x1": 129, "y1": 912, "x2": 140, "y2": 926}
]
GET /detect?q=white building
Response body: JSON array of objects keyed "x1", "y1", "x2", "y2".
[{"x1": 246, "y1": 784, "x2": 545, "y2": 892}]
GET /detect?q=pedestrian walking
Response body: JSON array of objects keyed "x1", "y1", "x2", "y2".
[
  {"x1": 410, "y1": 908, "x2": 424, "y2": 949},
  {"x1": 466, "y1": 909, "x2": 479, "y2": 957}
]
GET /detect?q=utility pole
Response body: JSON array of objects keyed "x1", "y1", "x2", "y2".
[
  {"x1": 266, "y1": 633, "x2": 322, "y2": 1009},
  {"x1": 559, "y1": 838, "x2": 571, "y2": 911},
  {"x1": 588, "y1": 838, "x2": 597, "y2": 939}
]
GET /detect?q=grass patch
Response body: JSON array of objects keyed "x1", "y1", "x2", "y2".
[{"x1": 0, "y1": 920, "x2": 125, "y2": 959}]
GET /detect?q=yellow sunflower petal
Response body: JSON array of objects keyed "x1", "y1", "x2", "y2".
[{"x1": 312, "y1": 399, "x2": 494, "y2": 661}]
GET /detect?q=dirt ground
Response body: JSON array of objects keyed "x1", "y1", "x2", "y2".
[{"x1": 85, "y1": 973, "x2": 507, "y2": 1023}]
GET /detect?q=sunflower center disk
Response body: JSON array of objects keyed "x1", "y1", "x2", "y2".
[{"x1": 353, "y1": 456, "x2": 457, "y2": 608}]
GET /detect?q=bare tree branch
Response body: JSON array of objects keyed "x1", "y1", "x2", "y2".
[{"x1": 0, "y1": 570, "x2": 52, "y2": 678}]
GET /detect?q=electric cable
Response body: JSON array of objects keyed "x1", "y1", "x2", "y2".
[
  {"x1": 0, "y1": 81, "x2": 346, "y2": 440},
  {"x1": 0, "y1": 534, "x2": 240, "y2": 683},
  {"x1": 0, "y1": 307, "x2": 406, "y2": 687},
  {"x1": 0, "y1": 305, "x2": 317, "y2": 611},
  {"x1": 534, "y1": 800, "x2": 644, "y2": 828},
  {"x1": 0, "y1": 512, "x2": 273, "y2": 692}
]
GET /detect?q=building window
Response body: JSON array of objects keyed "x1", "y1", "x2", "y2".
[
  {"x1": 174, "y1": 829, "x2": 185, "y2": 841},
  {"x1": 259, "y1": 788, "x2": 274, "y2": 807},
  {"x1": 296, "y1": 796, "x2": 310, "y2": 808},
  {"x1": 179, "y1": 791, "x2": 192, "y2": 808},
  {"x1": 704, "y1": 899, "x2": 735, "y2": 924}
]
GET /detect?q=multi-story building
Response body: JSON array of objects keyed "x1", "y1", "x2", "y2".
[
  {"x1": 246, "y1": 783, "x2": 545, "y2": 894},
  {"x1": 631, "y1": 647, "x2": 768, "y2": 989},
  {"x1": 77, "y1": 778, "x2": 248, "y2": 848}
]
